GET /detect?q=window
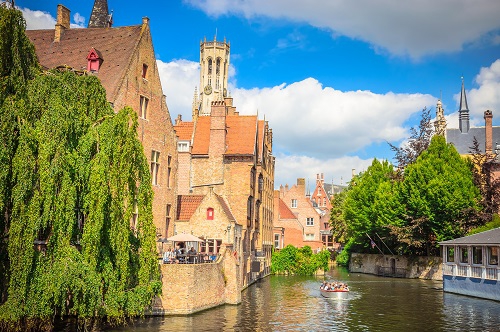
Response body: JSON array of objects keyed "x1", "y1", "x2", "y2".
[
  {"x1": 323, "y1": 198, "x2": 327, "y2": 206},
  {"x1": 306, "y1": 217, "x2": 314, "y2": 226},
  {"x1": 207, "y1": 58, "x2": 212, "y2": 75},
  {"x1": 258, "y1": 174, "x2": 264, "y2": 192},
  {"x1": 305, "y1": 233, "x2": 314, "y2": 241},
  {"x1": 142, "y1": 63, "x2": 148, "y2": 79},
  {"x1": 167, "y1": 155, "x2": 172, "y2": 188},
  {"x1": 291, "y1": 199, "x2": 297, "y2": 208},
  {"x1": 247, "y1": 196, "x2": 254, "y2": 220},
  {"x1": 472, "y1": 246, "x2": 483, "y2": 265},
  {"x1": 204, "y1": 238, "x2": 222, "y2": 254},
  {"x1": 165, "y1": 204, "x2": 171, "y2": 237},
  {"x1": 216, "y1": 58, "x2": 220, "y2": 75},
  {"x1": 488, "y1": 246, "x2": 498, "y2": 265},
  {"x1": 459, "y1": 246, "x2": 468, "y2": 264},
  {"x1": 446, "y1": 247, "x2": 455, "y2": 263},
  {"x1": 178, "y1": 141, "x2": 189, "y2": 152},
  {"x1": 151, "y1": 150, "x2": 160, "y2": 185},
  {"x1": 140, "y1": 96, "x2": 149, "y2": 119},
  {"x1": 207, "y1": 207, "x2": 214, "y2": 220},
  {"x1": 274, "y1": 234, "x2": 280, "y2": 249},
  {"x1": 250, "y1": 168, "x2": 256, "y2": 191}
]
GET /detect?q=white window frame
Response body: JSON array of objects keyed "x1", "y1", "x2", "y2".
[
  {"x1": 274, "y1": 234, "x2": 280, "y2": 249},
  {"x1": 305, "y1": 233, "x2": 314, "y2": 241},
  {"x1": 291, "y1": 199, "x2": 297, "y2": 208},
  {"x1": 151, "y1": 150, "x2": 160, "y2": 185},
  {"x1": 178, "y1": 141, "x2": 189, "y2": 152},
  {"x1": 306, "y1": 217, "x2": 314, "y2": 226}
]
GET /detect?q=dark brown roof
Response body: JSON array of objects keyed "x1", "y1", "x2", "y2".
[
  {"x1": 176, "y1": 195, "x2": 204, "y2": 220},
  {"x1": 25, "y1": 25, "x2": 143, "y2": 103}
]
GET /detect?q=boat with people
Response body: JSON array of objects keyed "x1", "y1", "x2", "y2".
[{"x1": 320, "y1": 281, "x2": 349, "y2": 299}]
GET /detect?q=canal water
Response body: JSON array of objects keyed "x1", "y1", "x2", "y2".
[{"x1": 105, "y1": 267, "x2": 500, "y2": 332}]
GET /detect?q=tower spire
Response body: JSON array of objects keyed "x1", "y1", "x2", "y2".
[
  {"x1": 458, "y1": 77, "x2": 470, "y2": 133},
  {"x1": 88, "y1": 0, "x2": 112, "y2": 28}
]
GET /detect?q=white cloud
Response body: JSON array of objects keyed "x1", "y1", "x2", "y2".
[
  {"x1": 184, "y1": 0, "x2": 500, "y2": 58},
  {"x1": 468, "y1": 59, "x2": 500, "y2": 118},
  {"x1": 20, "y1": 6, "x2": 85, "y2": 30},
  {"x1": 21, "y1": 7, "x2": 55, "y2": 30},
  {"x1": 157, "y1": 59, "x2": 200, "y2": 119},
  {"x1": 231, "y1": 78, "x2": 435, "y2": 158},
  {"x1": 275, "y1": 153, "x2": 374, "y2": 187}
]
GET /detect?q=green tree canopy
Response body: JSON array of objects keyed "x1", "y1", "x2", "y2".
[{"x1": 0, "y1": 6, "x2": 160, "y2": 331}]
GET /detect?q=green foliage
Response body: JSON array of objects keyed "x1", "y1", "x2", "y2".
[
  {"x1": 467, "y1": 214, "x2": 500, "y2": 235},
  {"x1": 0, "y1": 18, "x2": 161, "y2": 328},
  {"x1": 271, "y1": 245, "x2": 329, "y2": 275},
  {"x1": 336, "y1": 239, "x2": 355, "y2": 267},
  {"x1": 0, "y1": 4, "x2": 40, "y2": 304}
]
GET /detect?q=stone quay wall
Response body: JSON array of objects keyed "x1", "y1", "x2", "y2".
[
  {"x1": 152, "y1": 245, "x2": 241, "y2": 315},
  {"x1": 349, "y1": 253, "x2": 443, "y2": 280}
]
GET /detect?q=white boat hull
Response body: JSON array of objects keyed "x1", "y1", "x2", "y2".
[{"x1": 320, "y1": 289, "x2": 349, "y2": 299}]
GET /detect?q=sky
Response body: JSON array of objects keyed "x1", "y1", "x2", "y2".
[{"x1": 15, "y1": 0, "x2": 500, "y2": 189}]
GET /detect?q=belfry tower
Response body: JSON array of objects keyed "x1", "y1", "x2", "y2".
[{"x1": 194, "y1": 36, "x2": 230, "y2": 118}]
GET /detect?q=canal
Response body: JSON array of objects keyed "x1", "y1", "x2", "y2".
[{"x1": 105, "y1": 267, "x2": 500, "y2": 331}]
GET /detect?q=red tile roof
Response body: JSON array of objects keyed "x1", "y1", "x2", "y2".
[
  {"x1": 279, "y1": 199, "x2": 297, "y2": 220},
  {"x1": 176, "y1": 195, "x2": 204, "y2": 220},
  {"x1": 25, "y1": 25, "x2": 143, "y2": 102},
  {"x1": 225, "y1": 115, "x2": 257, "y2": 155},
  {"x1": 191, "y1": 117, "x2": 211, "y2": 155},
  {"x1": 174, "y1": 122, "x2": 194, "y2": 141}
]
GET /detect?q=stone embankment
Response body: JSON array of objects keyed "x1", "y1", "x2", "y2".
[{"x1": 349, "y1": 253, "x2": 442, "y2": 280}]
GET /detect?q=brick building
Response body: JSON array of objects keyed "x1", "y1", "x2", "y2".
[
  {"x1": 25, "y1": 2, "x2": 178, "y2": 247},
  {"x1": 173, "y1": 38, "x2": 275, "y2": 288},
  {"x1": 274, "y1": 175, "x2": 344, "y2": 251}
]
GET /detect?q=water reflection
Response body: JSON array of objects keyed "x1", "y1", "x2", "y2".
[{"x1": 103, "y1": 268, "x2": 500, "y2": 332}]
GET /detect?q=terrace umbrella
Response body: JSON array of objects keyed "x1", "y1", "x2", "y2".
[{"x1": 167, "y1": 233, "x2": 203, "y2": 255}]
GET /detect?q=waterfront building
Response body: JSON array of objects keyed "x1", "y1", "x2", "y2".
[
  {"x1": 439, "y1": 228, "x2": 500, "y2": 301},
  {"x1": 173, "y1": 37, "x2": 275, "y2": 288},
  {"x1": 25, "y1": 2, "x2": 178, "y2": 250}
]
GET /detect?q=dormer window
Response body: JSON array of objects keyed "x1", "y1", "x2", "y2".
[{"x1": 86, "y1": 48, "x2": 103, "y2": 73}]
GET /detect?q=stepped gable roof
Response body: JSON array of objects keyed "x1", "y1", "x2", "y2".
[
  {"x1": 174, "y1": 121, "x2": 194, "y2": 141},
  {"x1": 225, "y1": 115, "x2": 257, "y2": 155},
  {"x1": 446, "y1": 127, "x2": 500, "y2": 155},
  {"x1": 191, "y1": 117, "x2": 211, "y2": 155},
  {"x1": 176, "y1": 195, "x2": 204, "y2": 220},
  {"x1": 439, "y1": 228, "x2": 500, "y2": 246},
  {"x1": 279, "y1": 199, "x2": 297, "y2": 220},
  {"x1": 25, "y1": 25, "x2": 143, "y2": 103},
  {"x1": 214, "y1": 194, "x2": 236, "y2": 222}
]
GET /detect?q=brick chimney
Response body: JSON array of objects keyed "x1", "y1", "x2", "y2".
[
  {"x1": 54, "y1": 5, "x2": 70, "y2": 43},
  {"x1": 485, "y1": 110, "x2": 493, "y2": 155},
  {"x1": 209, "y1": 100, "x2": 227, "y2": 156}
]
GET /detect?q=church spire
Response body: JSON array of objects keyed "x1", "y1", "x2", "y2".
[
  {"x1": 458, "y1": 77, "x2": 470, "y2": 133},
  {"x1": 88, "y1": 0, "x2": 112, "y2": 28},
  {"x1": 434, "y1": 99, "x2": 446, "y2": 136}
]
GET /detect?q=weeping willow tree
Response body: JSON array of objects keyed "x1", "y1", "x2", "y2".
[{"x1": 0, "y1": 6, "x2": 161, "y2": 331}]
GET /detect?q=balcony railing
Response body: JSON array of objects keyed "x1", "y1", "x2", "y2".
[{"x1": 443, "y1": 264, "x2": 500, "y2": 280}]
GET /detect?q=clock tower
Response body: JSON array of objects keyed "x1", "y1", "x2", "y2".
[{"x1": 195, "y1": 36, "x2": 230, "y2": 117}]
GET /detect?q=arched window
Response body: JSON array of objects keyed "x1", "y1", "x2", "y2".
[
  {"x1": 207, "y1": 58, "x2": 212, "y2": 75},
  {"x1": 207, "y1": 207, "x2": 214, "y2": 220},
  {"x1": 216, "y1": 58, "x2": 220, "y2": 75}
]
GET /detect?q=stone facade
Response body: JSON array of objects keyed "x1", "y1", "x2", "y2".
[{"x1": 153, "y1": 244, "x2": 241, "y2": 315}]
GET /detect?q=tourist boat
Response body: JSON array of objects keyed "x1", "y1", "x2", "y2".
[{"x1": 320, "y1": 288, "x2": 349, "y2": 299}]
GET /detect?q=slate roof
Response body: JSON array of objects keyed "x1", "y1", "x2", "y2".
[
  {"x1": 446, "y1": 127, "x2": 500, "y2": 155},
  {"x1": 323, "y1": 183, "x2": 347, "y2": 197},
  {"x1": 176, "y1": 195, "x2": 204, "y2": 220},
  {"x1": 174, "y1": 121, "x2": 194, "y2": 141},
  {"x1": 439, "y1": 228, "x2": 500, "y2": 246},
  {"x1": 25, "y1": 25, "x2": 143, "y2": 103},
  {"x1": 279, "y1": 199, "x2": 297, "y2": 220}
]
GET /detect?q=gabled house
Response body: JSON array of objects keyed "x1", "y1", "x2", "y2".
[{"x1": 25, "y1": 2, "x2": 178, "y2": 247}]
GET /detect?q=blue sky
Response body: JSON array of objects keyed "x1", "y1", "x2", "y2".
[{"x1": 17, "y1": 0, "x2": 500, "y2": 188}]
